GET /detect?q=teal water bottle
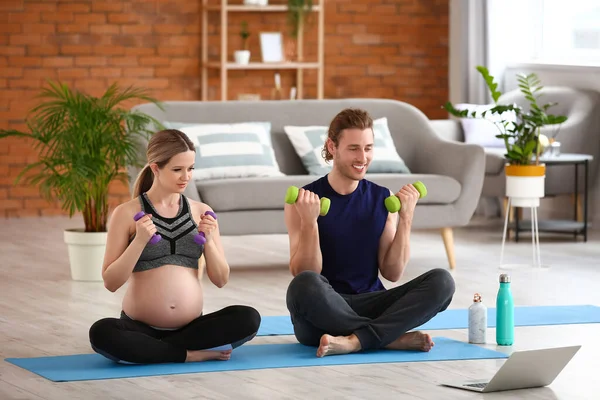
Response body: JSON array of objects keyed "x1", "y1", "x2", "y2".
[{"x1": 496, "y1": 273, "x2": 514, "y2": 346}]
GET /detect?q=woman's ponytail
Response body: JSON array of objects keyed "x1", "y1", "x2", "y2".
[{"x1": 132, "y1": 165, "x2": 154, "y2": 198}]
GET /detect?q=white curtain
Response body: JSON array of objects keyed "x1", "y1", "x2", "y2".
[
  {"x1": 450, "y1": 0, "x2": 502, "y2": 217},
  {"x1": 449, "y1": 0, "x2": 490, "y2": 106}
]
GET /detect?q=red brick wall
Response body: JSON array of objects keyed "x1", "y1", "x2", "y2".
[{"x1": 1, "y1": 0, "x2": 448, "y2": 218}]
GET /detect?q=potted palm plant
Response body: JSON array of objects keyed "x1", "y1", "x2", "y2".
[
  {"x1": 0, "y1": 81, "x2": 163, "y2": 281},
  {"x1": 443, "y1": 66, "x2": 568, "y2": 208}
]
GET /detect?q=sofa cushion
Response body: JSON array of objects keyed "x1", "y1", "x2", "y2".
[
  {"x1": 484, "y1": 147, "x2": 507, "y2": 175},
  {"x1": 197, "y1": 174, "x2": 461, "y2": 212},
  {"x1": 163, "y1": 121, "x2": 284, "y2": 181},
  {"x1": 455, "y1": 103, "x2": 516, "y2": 148},
  {"x1": 283, "y1": 117, "x2": 411, "y2": 175}
]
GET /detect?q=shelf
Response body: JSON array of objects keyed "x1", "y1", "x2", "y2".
[
  {"x1": 205, "y1": 5, "x2": 321, "y2": 12},
  {"x1": 201, "y1": 0, "x2": 324, "y2": 100},
  {"x1": 510, "y1": 219, "x2": 588, "y2": 232},
  {"x1": 206, "y1": 61, "x2": 320, "y2": 70}
]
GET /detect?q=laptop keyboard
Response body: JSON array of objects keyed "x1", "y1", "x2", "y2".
[{"x1": 465, "y1": 383, "x2": 488, "y2": 388}]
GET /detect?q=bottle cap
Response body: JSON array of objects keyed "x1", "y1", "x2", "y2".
[
  {"x1": 473, "y1": 293, "x2": 482, "y2": 302},
  {"x1": 499, "y1": 273, "x2": 511, "y2": 283}
]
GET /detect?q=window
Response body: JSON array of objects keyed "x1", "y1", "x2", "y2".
[
  {"x1": 488, "y1": 0, "x2": 600, "y2": 67},
  {"x1": 536, "y1": 0, "x2": 600, "y2": 65}
]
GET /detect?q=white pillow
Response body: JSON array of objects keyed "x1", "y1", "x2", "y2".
[
  {"x1": 455, "y1": 103, "x2": 516, "y2": 148},
  {"x1": 283, "y1": 117, "x2": 410, "y2": 175},
  {"x1": 163, "y1": 121, "x2": 284, "y2": 181}
]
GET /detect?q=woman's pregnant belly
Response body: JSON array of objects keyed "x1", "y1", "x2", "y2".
[{"x1": 122, "y1": 265, "x2": 204, "y2": 329}]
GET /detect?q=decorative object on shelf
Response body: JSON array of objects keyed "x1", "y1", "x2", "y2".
[
  {"x1": 285, "y1": 0, "x2": 313, "y2": 61},
  {"x1": 0, "y1": 81, "x2": 163, "y2": 281},
  {"x1": 260, "y1": 32, "x2": 284, "y2": 63},
  {"x1": 287, "y1": 0, "x2": 313, "y2": 38},
  {"x1": 244, "y1": 0, "x2": 268, "y2": 5},
  {"x1": 238, "y1": 93, "x2": 261, "y2": 101},
  {"x1": 444, "y1": 67, "x2": 567, "y2": 270},
  {"x1": 271, "y1": 73, "x2": 282, "y2": 100},
  {"x1": 234, "y1": 21, "x2": 251, "y2": 65}
]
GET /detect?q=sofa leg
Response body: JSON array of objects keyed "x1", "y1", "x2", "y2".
[{"x1": 440, "y1": 227, "x2": 456, "y2": 270}]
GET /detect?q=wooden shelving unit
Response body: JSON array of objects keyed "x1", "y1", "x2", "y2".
[{"x1": 201, "y1": 0, "x2": 325, "y2": 101}]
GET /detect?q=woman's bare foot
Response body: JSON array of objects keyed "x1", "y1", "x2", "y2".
[
  {"x1": 385, "y1": 331, "x2": 434, "y2": 352},
  {"x1": 316, "y1": 333, "x2": 362, "y2": 357},
  {"x1": 185, "y1": 349, "x2": 232, "y2": 362}
]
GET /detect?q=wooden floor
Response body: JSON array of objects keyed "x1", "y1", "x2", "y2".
[{"x1": 1, "y1": 216, "x2": 599, "y2": 399}]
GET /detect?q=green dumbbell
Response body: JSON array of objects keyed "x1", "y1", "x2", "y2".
[
  {"x1": 384, "y1": 181, "x2": 427, "y2": 213},
  {"x1": 285, "y1": 186, "x2": 331, "y2": 216}
]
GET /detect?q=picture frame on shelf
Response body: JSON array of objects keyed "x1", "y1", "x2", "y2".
[{"x1": 260, "y1": 32, "x2": 284, "y2": 63}]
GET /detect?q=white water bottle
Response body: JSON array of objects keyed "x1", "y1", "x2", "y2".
[{"x1": 468, "y1": 293, "x2": 487, "y2": 344}]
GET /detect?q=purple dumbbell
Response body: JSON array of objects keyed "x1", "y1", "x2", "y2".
[
  {"x1": 133, "y1": 211, "x2": 162, "y2": 244},
  {"x1": 194, "y1": 211, "x2": 217, "y2": 245}
]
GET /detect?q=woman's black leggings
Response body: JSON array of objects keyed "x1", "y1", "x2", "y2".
[{"x1": 89, "y1": 305, "x2": 261, "y2": 364}]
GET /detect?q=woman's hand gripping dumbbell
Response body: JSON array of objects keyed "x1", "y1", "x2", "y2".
[
  {"x1": 133, "y1": 211, "x2": 162, "y2": 244},
  {"x1": 195, "y1": 211, "x2": 218, "y2": 245},
  {"x1": 384, "y1": 181, "x2": 427, "y2": 213},
  {"x1": 285, "y1": 186, "x2": 331, "y2": 217},
  {"x1": 134, "y1": 210, "x2": 217, "y2": 245}
]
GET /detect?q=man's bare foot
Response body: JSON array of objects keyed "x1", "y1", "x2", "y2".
[
  {"x1": 385, "y1": 331, "x2": 434, "y2": 352},
  {"x1": 316, "y1": 334, "x2": 362, "y2": 357},
  {"x1": 185, "y1": 349, "x2": 232, "y2": 362}
]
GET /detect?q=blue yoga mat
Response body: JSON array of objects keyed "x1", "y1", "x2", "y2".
[
  {"x1": 257, "y1": 305, "x2": 600, "y2": 336},
  {"x1": 4, "y1": 337, "x2": 507, "y2": 382}
]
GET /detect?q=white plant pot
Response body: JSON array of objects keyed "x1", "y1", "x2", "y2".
[
  {"x1": 234, "y1": 50, "x2": 251, "y2": 65},
  {"x1": 64, "y1": 229, "x2": 107, "y2": 281},
  {"x1": 505, "y1": 164, "x2": 546, "y2": 207}
]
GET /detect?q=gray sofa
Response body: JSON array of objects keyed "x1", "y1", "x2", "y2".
[
  {"x1": 130, "y1": 98, "x2": 486, "y2": 269},
  {"x1": 430, "y1": 86, "x2": 600, "y2": 223}
]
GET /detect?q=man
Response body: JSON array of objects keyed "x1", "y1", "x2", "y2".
[{"x1": 284, "y1": 108, "x2": 455, "y2": 358}]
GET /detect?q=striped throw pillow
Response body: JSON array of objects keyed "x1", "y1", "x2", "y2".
[
  {"x1": 163, "y1": 121, "x2": 283, "y2": 181},
  {"x1": 283, "y1": 117, "x2": 410, "y2": 175}
]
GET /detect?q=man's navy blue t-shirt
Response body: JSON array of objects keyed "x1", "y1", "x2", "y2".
[{"x1": 302, "y1": 175, "x2": 391, "y2": 295}]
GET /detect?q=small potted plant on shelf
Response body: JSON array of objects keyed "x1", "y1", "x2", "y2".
[
  {"x1": 0, "y1": 81, "x2": 163, "y2": 281},
  {"x1": 443, "y1": 66, "x2": 568, "y2": 208},
  {"x1": 234, "y1": 21, "x2": 251, "y2": 65}
]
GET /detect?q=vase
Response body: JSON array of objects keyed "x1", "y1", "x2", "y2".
[{"x1": 505, "y1": 163, "x2": 546, "y2": 207}]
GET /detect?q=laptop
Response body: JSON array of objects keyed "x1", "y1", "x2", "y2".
[{"x1": 442, "y1": 345, "x2": 581, "y2": 393}]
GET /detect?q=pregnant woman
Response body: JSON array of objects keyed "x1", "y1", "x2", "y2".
[{"x1": 89, "y1": 129, "x2": 261, "y2": 364}]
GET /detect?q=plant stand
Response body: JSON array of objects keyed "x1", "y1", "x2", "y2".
[
  {"x1": 500, "y1": 197, "x2": 542, "y2": 269},
  {"x1": 499, "y1": 164, "x2": 546, "y2": 269}
]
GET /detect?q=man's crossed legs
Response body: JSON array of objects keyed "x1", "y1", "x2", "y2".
[{"x1": 286, "y1": 268, "x2": 455, "y2": 357}]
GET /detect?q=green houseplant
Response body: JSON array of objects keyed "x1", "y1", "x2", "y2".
[
  {"x1": 234, "y1": 21, "x2": 251, "y2": 65},
  {"x1": 0, "y1": 81, "x2": 163, "y2": 280},
  {"x1": 443, "y1": 66, "x2": 568, "y2": 207},
  {"x1": 285, "y1": 0, "x2": 313, "y2": 60},
  {"x1": 287, "y1": 0, "x2": 313, "y2": 39}
]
